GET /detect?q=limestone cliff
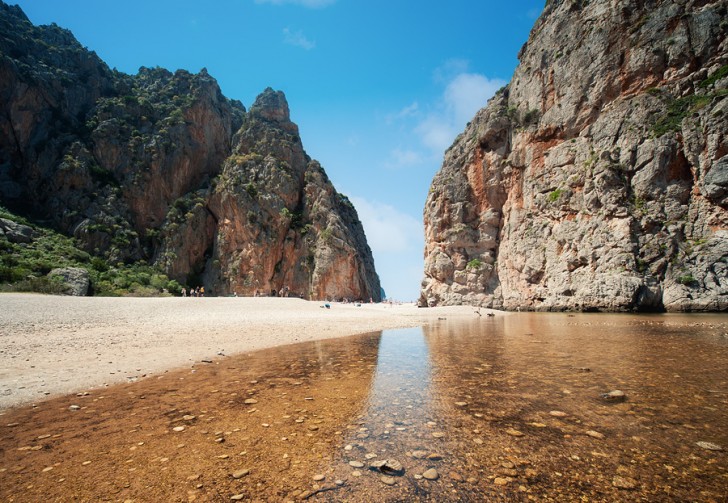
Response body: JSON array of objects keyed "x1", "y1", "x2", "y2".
[
  {"x1": 421, "y1": 0, "x2": 727, "y2": 311},
  {"x1": 0, "y1": 3, "x2": 380, "y2": 300}
]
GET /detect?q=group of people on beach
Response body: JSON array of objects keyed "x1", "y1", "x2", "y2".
[{"x1": 181, "y1": 286, "x2": 204, "y2": 297}]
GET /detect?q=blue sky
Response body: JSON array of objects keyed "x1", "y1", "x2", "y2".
[{"x1": 14, "y1": 0, "x2": 543, "y2": 301}]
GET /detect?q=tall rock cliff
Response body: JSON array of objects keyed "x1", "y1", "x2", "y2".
[
  {"x1": 0, "y1": 2, "x2": 381, "y2": 300},
  {"x1": 421, "y1": 0, "x2": 727, "y2": 311}
]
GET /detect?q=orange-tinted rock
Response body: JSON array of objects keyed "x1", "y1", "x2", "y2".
[{"x1": 421, "y1": 0, "x2": 728, "y2": 312}]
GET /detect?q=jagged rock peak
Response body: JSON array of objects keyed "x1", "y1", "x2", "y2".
[
  {"x1": 0, "y1": 2, "x2": 29, "y2": 22},
  {"x1": 250, "y1": 87, "x2": 291, "y2": 123},
  {"x1": 0, "y1": 1, "x2": 381, "y2": 302}
]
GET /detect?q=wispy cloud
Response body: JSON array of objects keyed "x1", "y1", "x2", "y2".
[
  {"x1": 432, "y1": 58, "x2": 469, "y2": 84},
  {"x1": 350, "y1": 196, "x2": 422, "y2": 254},
  {"x1": 255, "y1": 0, "x2": 337, "y2": 8},
  {"x1": 445, "y1": 72, "x2": 505, "y2": 126},
  {"x1": 283, "y1": 27, "x2": 316, "y2": 50},
  {"x1": 416, "y1": 69, "x2": 506, "y2": 153},
  {"x1": 385, "y1": 102, "x2": 419, "y2": 124},
  {"x1": 350, "y1": 195, "x2": 424, "y2": 300},
  {"x1": 385, "y1": 147, "x2": 424, "y2": 169}
]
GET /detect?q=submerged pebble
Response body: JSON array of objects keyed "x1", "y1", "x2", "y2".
[
  {"x1": 696, "y1": 441, "x2": 722, "y2": 451},
  {"x1": 422, "y1": 468, "x2": 439, "y2": 480}
]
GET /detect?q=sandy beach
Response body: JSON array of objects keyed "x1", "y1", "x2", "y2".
[{"x1": 0, "y1": 293, "x2": 490, "y2": 410}]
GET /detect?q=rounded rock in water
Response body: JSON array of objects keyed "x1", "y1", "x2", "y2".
[
  {"x1": 600, "y1": 390, "x2": 627, "y2": 402},
  {"x1": 370, "y1": 459, "x2": 404, "y2": 476}
]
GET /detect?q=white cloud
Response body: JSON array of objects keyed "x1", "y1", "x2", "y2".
[
  {"x1": 256, "y1": 0, "x2": 336, "y2": 7},
  {"x1": 350, "y1": 196, "x2": 422, "y2": 254},
  {"x1": 445, "y1": 73, "x2": 505, "y2": 126},
  {"x1": 385, "y1": 147, "x2": 424, "y2": 169},
  {"x1": 415, "y1": 70, "x2": 506, "y2": 153},
  {"x1": 415, "y1": 116, "x2": 457, "y2": 153},
  {"x1": 283, "y1": 28, "x2": 316, "y2": 50},
  {"x1": 385, "y1": 102, "x2": 419, "y2": 124},
  {"x1": 350, "y1": 196, "x2": 424, "y2": 301},
  {"x1": 432, "y1": 58, "x2": 470, "y2": 84}
]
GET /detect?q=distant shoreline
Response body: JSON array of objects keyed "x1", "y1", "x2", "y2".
[{"x1": 0, "y1": 293, "x2": 496, "y2": 410}]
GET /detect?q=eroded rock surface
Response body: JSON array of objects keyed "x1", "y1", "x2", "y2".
[
  {"x1": 421, "y1": 0, "x2": 728, "y2": 311},
  {"x1": 0, "y1": 3, "x2": 380, "y2": 300}
]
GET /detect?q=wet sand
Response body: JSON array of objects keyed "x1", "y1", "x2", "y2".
[{"x1": 0, "y1": 293, "x2": 490, "y2": 410}]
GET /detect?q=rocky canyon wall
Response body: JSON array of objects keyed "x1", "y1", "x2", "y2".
[
  {"x1": 421, "y1": 0, "x2": 727, "y2": 311},
  {"x1": 0, "y1": 2, "x2": 381, "y2": 300}
]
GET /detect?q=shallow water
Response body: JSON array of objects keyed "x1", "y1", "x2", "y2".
[{"x1": 1, "y1": 313, "x2": 727, "y2": 502}]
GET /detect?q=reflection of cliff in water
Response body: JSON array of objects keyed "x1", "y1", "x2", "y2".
[{"x1": 420, "y1": 314, "x2": 728, "y2": 502}]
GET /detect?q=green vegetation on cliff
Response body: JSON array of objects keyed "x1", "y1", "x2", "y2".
[{"x1": 0, "y1": 207, "x2": 183, "y2": 296}]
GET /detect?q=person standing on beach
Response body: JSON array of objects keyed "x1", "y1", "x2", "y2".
[{"x1": 182, "y1": 287, "x2": 187, "y2": 297}]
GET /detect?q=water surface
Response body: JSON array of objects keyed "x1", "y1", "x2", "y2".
[{"x1": 1, "y1": 313, "x2": 726, "y2": 502}]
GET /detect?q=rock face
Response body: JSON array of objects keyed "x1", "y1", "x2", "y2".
[
  {"x1": 48, "y1": 267, "x2": 90, "y2": 296},
  {"x1": 0, "y1": 217, "x2": 33, "y2": 243},
  {"x1": 421, "y1": 0, "x2": 728, "y2": 312},
  {"x1": 0, "y1": 3, "x2": 380, "y2": 300}
]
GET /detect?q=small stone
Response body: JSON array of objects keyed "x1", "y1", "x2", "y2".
[
  {"x1": 81, "y1": 461, "x2": 92, "y2": 466},
  {"x1": 696, "y1": 441, "x2": 723, "y2": 451},
  {"x1": 422, "y1": 468, "x2": 439, "y2": 480},
  {"x1": 351, "y1": 470, "x2": 362, "y2": 477},
  {"x1": 349, "y1": 461, "x2": 364, "y2": 468},
  {"x1": 232, "y1": 469, "x2": 250, "y2": 479},
  {"x1": 586, "y1": 430, "x2": 604, "y2": 439},
  {"x1": 335, "y1": 479, "x2": 344, "y2": 486},
  {"x1": 455, "y1": 402, "x2": 468, "y2": 407},
  {"x1": 494, "y1": 477, "x2": 511, "y2": 485},
  {"x1": 506, "y1": 428, "x2": 524, "y2": 437},
  {"x1": 411, "y1": 450, "x2": 428, "y2": 459},
  {"x1": 231, "y1": 494, "x2": 245, "y2": 501},
  {"x1": 182, "y1": 415, "x2": 196, "y2": 421},
  {"x1": 380, "y1": 475, "x2": 396, "y2": 485},
  {"x1": 69, "y1": 405, "x2": 80, "y2": 411},
  {"x1": 365, "y1": 453, "x2": 378, "y2": 459},
  {"x1": 612, "y1": 476, "x2": 637, "y2": 490},
  {"x1": 449, "y1": 471, "x2": 464, "y2": 482},
  {"x1": 215, "y1": 437, "x2": 225, "y2": 443},
  {"x1": 187, "y1": 474, "x2": 201, "y2": 481},
  {"x1": 601, "y1": 390, "x2": 627, "y2": 402},
  {"x1": 432, "y1": 432, "x2": 445, "y2": 438},
  {"x1": 501, "y1": 462, "x2": 515, "y2": 469},
  {"x1": 549, "y1": 410, "x2": 567, "y2": 417},
  {"x1": 312, "y1": 474, "x2": 325, "y2": 482},
  {"x1": 370, "y1": 459, "x2": 404, "y2": 475},
  {"x1": 173, "y1": 426, "x2": 185, "y2": 432},
  {"x1": 244, "y1": 399, "x2": 258, "y2": 405},
  {"x1": 427, "y1": 453, "x2": 443, "y2": 461},
  {"x1": 42, "y1": 466, "x2": 54, "y2": 472}
]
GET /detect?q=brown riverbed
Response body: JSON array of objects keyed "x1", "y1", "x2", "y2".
[{"x1": 1, "y1": 313, "x2": 727, "y2": 502}]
